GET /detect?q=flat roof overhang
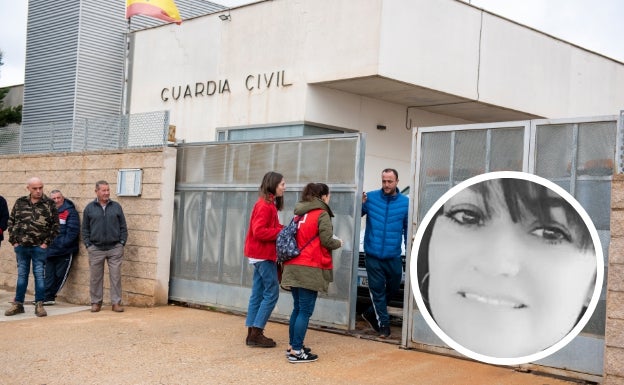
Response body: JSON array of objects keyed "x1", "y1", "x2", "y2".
[{"x1": 313, "y1": 75, "x2": 543, "y2": 124}]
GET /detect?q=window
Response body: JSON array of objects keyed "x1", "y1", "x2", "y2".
[{"x1": 216, "y1": 123, "x2": 345, "y2": 141}]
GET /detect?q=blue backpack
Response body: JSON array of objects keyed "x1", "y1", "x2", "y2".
[{"x1": 276, "y1": 215, "x2": 318, "y2": 263}]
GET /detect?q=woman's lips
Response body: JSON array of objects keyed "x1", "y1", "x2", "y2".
[{"x1": 458, "y1": 291, "x2": 528, "y2": 309}]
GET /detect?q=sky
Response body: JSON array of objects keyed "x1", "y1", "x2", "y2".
[{"x1": 1, "y1": 0, "x2": 623, "y2": 87}]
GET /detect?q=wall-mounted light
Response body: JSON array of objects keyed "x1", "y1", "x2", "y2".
[
  {"x1": 376, "y1": 124, "x2": 387, "y2": 130},
  {"x1": 219, "y1": 13, "x2": 231, "y2": 21}
]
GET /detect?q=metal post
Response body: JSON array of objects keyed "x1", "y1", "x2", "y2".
[{"x1": 121, "y1": 18, "x2": 131, "y2": 116}]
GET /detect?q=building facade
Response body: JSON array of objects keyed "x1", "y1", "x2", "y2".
[{"x1": 127, "y1": 0, "x2": 624, "y2": 190}]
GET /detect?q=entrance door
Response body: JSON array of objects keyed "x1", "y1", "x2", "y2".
[
  {"x1": 405, "y1": 115, "x2": 617, "y2": 380},
  {"x1": 170, "y1": 133, "x2": 366, "y2": 330}
]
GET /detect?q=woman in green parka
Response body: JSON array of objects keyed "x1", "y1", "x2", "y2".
[{"x1": 281, "y1": 183, "x2": 343, "y2": 363}]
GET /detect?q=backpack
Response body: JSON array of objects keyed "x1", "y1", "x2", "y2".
[{"x1": 276, "y1": 215, "x2": 318, "y2": 263}]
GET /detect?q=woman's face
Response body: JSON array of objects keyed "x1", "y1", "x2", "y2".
[
  {"x1": 275, "y1": 179, "x2": 285, "y2": 197},
  {"x1": 427, "y1": 182, "x2": 596, "y2": 358}
]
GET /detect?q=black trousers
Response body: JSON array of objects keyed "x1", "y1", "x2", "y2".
[{"x1": 44, "y1": 253, "x2": 73, "y2": 301}]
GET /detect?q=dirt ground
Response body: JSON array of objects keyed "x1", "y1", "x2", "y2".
[{"x1": 0, "y1": 289, "x2": 581, "y2": 385}]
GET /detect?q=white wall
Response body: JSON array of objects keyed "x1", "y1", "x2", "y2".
[
  {"x1": 129, "y1": 0, "x2": 624, "y2": 189},
  {"x1": 378, "y1": 0, "x2": 624, "y2": 117},
  {"x1": 477, "y1": 14, "x2": 624, "y2": 117},
  {"x1": 129, "y1": 0, "x2": 383, "y2": 143},
  {"x1": 305, "y1": 86, "x2": 469, "y2": 192},
  {"x1": 378, "y1": 0, "x2": 482, "y2": 99}
]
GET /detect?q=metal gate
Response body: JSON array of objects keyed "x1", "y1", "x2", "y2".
[
  {"x1": 170, "y1": 133, "x2": 366, "y2": 329},
  {"x1": 404, "y1": 115, "x2": 618, "y2": 381}
]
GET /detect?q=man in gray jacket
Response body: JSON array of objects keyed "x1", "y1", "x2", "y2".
[{"x1": 82, "y1": 180, "x2": 128, "y2": 313}]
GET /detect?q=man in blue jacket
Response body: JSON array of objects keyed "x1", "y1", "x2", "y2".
[
  {"x1": 44, "y1": 190, "x2": 80, "y2": 305},
  {"x1": 0, "y1": 195, "x2": 8, "y2": 247},
  {"x1": 361, "y1": 168, "x2": 409, "y2": 338}
]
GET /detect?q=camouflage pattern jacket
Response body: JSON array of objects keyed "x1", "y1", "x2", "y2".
[{"x1": 8, "y1": 195, "x2": 59, "y2": 247}]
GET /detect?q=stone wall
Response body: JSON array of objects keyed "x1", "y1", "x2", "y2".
[
  {"x1": 605, "y1": 174, "x2": 624, "y2": 384},
  {"x1": 0, "y1": 147, "x2": 177, "y2": 306}
]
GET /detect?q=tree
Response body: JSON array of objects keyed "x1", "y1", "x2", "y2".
[
  {"x1": 0, "y1": 99, "x2": 21, "y2": 127},
  {"x1": 0, "y1": 49, "x2": 23, "y2": 127}
]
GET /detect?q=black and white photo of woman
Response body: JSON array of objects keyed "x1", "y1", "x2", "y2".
[{"x1": 415, "y1": 173, "x2": 600, "y2": 360}]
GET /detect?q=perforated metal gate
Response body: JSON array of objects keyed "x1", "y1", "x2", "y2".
[
  {"x1": 170, "y1": 133, "x2": 366, "y2": 330},
  {"x1": 405, "y1": 115, "x2": 618, "y2": 380}
]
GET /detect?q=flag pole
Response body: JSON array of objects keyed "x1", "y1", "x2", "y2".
[{"x1": 121, "y1": 17, "x2": 131, "y2": 116}]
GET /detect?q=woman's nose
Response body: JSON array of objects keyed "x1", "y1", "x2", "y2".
[{"x1": 471, "y1": 227, "x2": 522, "y2": 277}]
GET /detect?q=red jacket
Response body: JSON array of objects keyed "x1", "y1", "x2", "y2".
[
  {"x1": 286, "y1": 209, "x2": 333, "y2": 270},
  {"x1": 243, "y1": 196, "x2": 283, "y2": 261}
]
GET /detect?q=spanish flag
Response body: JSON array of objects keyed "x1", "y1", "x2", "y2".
[{"x1": 126, "y1": 0, "x2": 182, "y2": 25}]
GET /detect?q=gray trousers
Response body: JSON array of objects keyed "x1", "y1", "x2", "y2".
[{"x1": 88, "y1": 243, "x2": 124, "y2": 305}]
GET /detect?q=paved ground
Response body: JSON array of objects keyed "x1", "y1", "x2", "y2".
[{"x1": 0, "y1": 288, "x2": 581, "y2": 385}]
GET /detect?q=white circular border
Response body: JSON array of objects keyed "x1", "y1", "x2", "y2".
[{"x1": 410, "y1": 171, "x2": 604, "y2": 366}]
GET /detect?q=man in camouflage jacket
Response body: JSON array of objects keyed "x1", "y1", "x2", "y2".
[{"x1": 5, "y1": 177, "x2": 59, "y2": 318}]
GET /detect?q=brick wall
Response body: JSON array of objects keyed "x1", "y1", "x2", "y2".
[
  {"x1": 605, "y1": 174, "x2": 624, "y2": 384},
  {"x1": 0, "y1": 147, "x2": 177, "y2": 306}
]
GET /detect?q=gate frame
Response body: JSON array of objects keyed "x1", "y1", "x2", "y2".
[{"x1": 402, "y1": 114, "x2": 619, "y2": 383}]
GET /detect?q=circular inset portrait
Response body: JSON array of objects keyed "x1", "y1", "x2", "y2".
[{"x1": 411, "y1": 171, "x2": 603, "y2": 365}]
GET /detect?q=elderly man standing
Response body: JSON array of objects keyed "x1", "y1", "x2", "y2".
[
  {"x1": 43, "y1": 189, "x2": 80, "y2": 305},
  {"x1": 5, "y1": 177, "x2": 59, "y2": 317},
  {"x1": 82, "y1": 180, "x2": 128, "y2": 313}
]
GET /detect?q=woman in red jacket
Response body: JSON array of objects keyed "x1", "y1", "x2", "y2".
[
  {"x1": 244, "y1": 171, "x2": 285, "y2": 348},
  {"x1": 281, "y1": 183, "x2": 343, "y2": 363}
]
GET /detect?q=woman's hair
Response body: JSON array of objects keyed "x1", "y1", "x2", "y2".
[
  {"x1": 259, "y1": 171, "x2": 284, "y2": 211},
  {"x1": 417, "y1": 178, "x2": 594, "y2": 308},
  {"x1": 473, "y1": 179, "x2": 593, "y2": 250},
  {"x1": 417, "y1": 211, "x2": 439, "y2": 313},
  {"x1": 301, "y1": 182, "x2": 329, "y2": 202}
]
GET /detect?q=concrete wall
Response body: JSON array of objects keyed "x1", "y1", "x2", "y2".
[
  {"x1": 0, "y1": 147, "x2": 177, "y2": 306},
  {"x1": 1, "y1": 84, "x2": 24, "y2": 108},
  {"x1": 606, "y1": 174, "x2": 624, "y2": 384}
]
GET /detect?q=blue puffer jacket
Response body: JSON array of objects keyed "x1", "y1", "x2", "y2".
[
  {"x1": 361, "y1": 188, "x2": 408, "y2": 259},
  {"x1": 47, "y1": 198, "x2": 80, "y2": 258}
]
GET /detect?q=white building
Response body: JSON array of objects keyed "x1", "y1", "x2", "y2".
[{"x1": 127, "y1": 0, "x2": 624, "y2": 191}]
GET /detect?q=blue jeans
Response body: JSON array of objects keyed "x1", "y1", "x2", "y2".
[
  {"x1": 245, "y1": 260, "x2": 279, "y2": 329},
  {"x1": 14, "y1": 245, "x2": 47, "y2": 303},
  {"x1": 289, "y1": 287, "x2": 318, "y2": 351},
  {"x1": 364, "y1": 254, "x2": 402, "y2": 328}
]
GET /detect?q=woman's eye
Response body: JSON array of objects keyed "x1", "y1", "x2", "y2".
[
  {"x1": 530, "y1": 227, "x2": 571, "y2": 244},
  {"x1": 446, "y1": 209, "x2": 483, "y2": 226}
]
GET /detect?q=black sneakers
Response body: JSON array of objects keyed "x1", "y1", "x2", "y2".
[
  {"x1": 285, "y1": 345, "x2": 311, "y2": 357},
  {"x1": 379, "y1": 325, "x2": 391, "y2": 338},
  {"x1": 288, "y1": 350, "x2": 318, "y2": 363},
  {"x1": 361, "y1": 312, "x2": 380, "y2": 332}
]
